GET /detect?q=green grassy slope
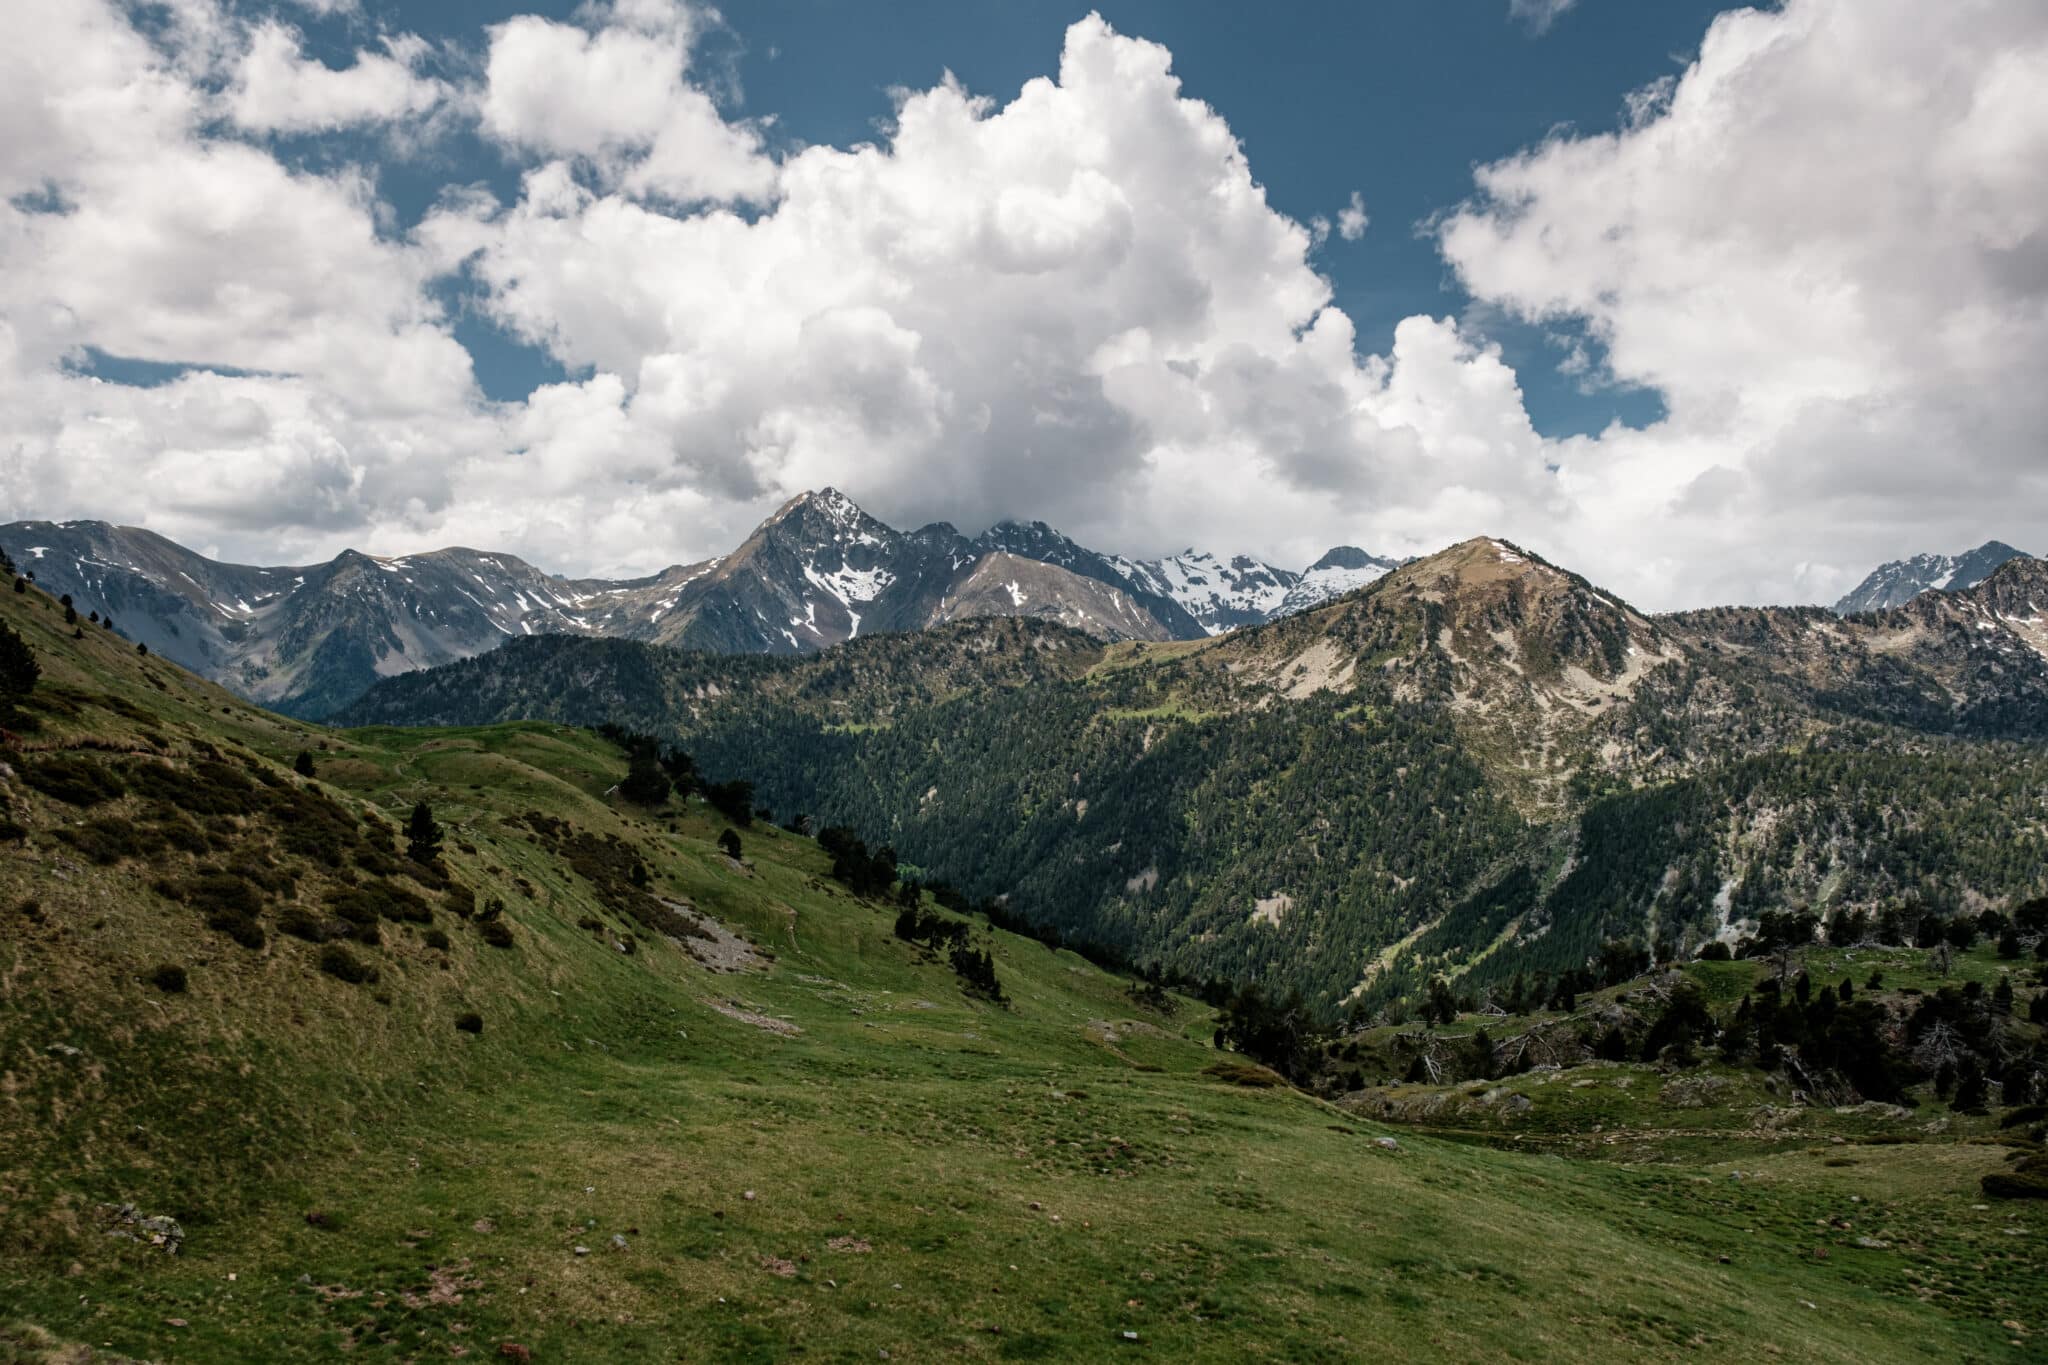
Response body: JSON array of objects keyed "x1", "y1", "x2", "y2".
[{"x1": 0, "y1": 584, "x2": 2039, "y2": 1362}]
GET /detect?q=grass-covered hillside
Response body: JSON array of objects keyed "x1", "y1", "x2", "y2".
[
  {"x1": 0, "y1": 577, "x2": 2042, "y2": 1362},
  {"x1": 335, "y1": 542, "x2": 2048, "y2": 1018}
]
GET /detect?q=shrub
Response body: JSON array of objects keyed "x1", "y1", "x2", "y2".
[
  {"x1": 148, "y1": 964, "x2": 188, "y2": 994},
  {"x1": 57, "y1": 817, "x2": 157, "y2": 864},
  {"x1": 208, "y1": 912, "x2": 265, "y2": 950},
  {"x1": 318, "y1": 944, "x2": 376, "y2": 984},
  {"x1": 22, "y1": 754, "x2": 125, "y2": 807},
  {"x1": 2001, "y1": 1103, "x2": 2048, "y2": 1129},
  {"x1": 1203, "y1": 1059, "x2": 1283, "y2": 1088},
  {"x1": 455, "y1": 1012, "x2": 484, "y2": 1034},
  {"x1": 178, "y1": 871, "x2": 265, "y2": 919},
  {"x1": 424, "y1": 928, "x2": 451, "y2": 952},
  {"x1": 718, "y1": 828, "x2": 743, "y2": 859},
  {"x1": 478, "y1": 919, "x2": 515, "y2": 949},
  {"x1": 293, "y1": 750, "x2": 317, "y2": 778},
  {"x1": 443, "y1": 883, "x2": 476, "y2": 919},
  {"x1": 1982, "y1": 1170, "x2": 2048, "y2": 1200},
  {"x1": 278, "y1": 908, "x2": 329, "y2": 943},
  {"x1": 1696, "y1": 941, "x2": 1733, "y2": 961}
]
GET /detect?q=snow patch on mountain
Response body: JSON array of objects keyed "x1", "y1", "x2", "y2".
[
  {"x1": 1833, "y1": 541, "x2": 2035, "y2": 615},
  {"x1": 1119, "y1": 550, "x2": 1298, "y2": 635},
  {"x1": 1278, "y1": 546, "x2": 1402, "y2": 616}
]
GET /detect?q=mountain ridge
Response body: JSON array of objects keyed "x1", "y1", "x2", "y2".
[
  {"x1": 1831, "y1": 539, "x2": 2034, "y2": 614},
  {"x1": 2, "y1": 495, "x2": 1395, "y2": 717},
  {"x1": 337, "y1": 534, "x2": 2048, "y2": 1012}
]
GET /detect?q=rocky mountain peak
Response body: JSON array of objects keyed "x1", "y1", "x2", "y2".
[{"x1": 1832, "y1": 539, "x2": 2034, "y2": 615}]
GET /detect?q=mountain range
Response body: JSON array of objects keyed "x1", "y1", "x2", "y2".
[
  {"x1": 1831, "y1": 539, "x2": 2035, "y2": 614},
  {"x1": 1, "y1": 491, "x2": 1398, "y2": 718},
  {"x1": 338, "y1": 534, "x2": 2048, "y2": 1011},
  {"x1": 7, "y1": 495, "x2": 2034, "y2": 725}
]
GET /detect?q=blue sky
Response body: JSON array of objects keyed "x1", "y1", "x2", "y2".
[{"x1": 6, "y1": 0, "x2": 2044, "y2": 606}]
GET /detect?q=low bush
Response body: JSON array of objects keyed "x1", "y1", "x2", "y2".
[
  {"x1": 478, "y1": 919, "x2": 515, "y2": 949},
  {"x1": 1982, "y1": 1170, "x2": 2048, "y2": 1200},
  {"x1": 1203, "y1": 1060, "x2": 1284, "y2": 1088},
  {"x1": 278, "y1": 907, "x2": 329, "y2": 943},
  {"x1": 176, "y1": 871, "x2": 266, "y2": 920},
  {"x1": 208, "y1": 911, "x2": 265, "y2": 950},
  {"x1": 424, "y1": 928, "x2": 451, "y2": 952},
  {"x1": 22, "y1": 754, "x2": 125, "y2": 807},
  {"x1": 318, "y1": 944, "x2": 377, "y2": 984},
  {"x1": 455, "y1": 1012, "x2": 483, "y2": 1034},
  {"x1": 148, "y1": 964, "x2": 188, "y2": 994},
  {"x1": 57, "y1": 817, "x2": 159, "y2": 864}
]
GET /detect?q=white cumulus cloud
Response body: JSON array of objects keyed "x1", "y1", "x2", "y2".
[
  {"x1": 224, "y1": 21, "x2": 447, "y2": 133},
  {"x1": 1441, "y1": 0, "x2": 2048, "y2": 605},
  {"x1": 0, "y1": 0, "x2": 2043, "y2": 607}
]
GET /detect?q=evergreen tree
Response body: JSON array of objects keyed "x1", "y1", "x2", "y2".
[
  {"x1": 0, "y1": 621, "x2": 38, "y2": 706},
  {"x1": 1952, "y1": 1058, "x2": 1989, "y2": 1114},
  {"x1": 619, "y1": 748, "x2": 671, "y2": 805},
  {"x1": 293, "y1": 750, "x2": 317, "y2": 778},
  {"x1": 405, "y1": 801, "x2": 443, "y2": 865},
  {"x1": 718, "y1": 828, "x2": 742, "y2": 859},
  {"x1": 1467, "y1": 1027, "x2": 1496, "y2": 1080}
]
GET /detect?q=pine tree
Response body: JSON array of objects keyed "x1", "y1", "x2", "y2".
[
  {"x1": 1468, "y1": 1027, "x2": 1496, "y2": 1080},
  {"x1": 718, "y1": 828, "x2": 742, "y2": 859},
  {"x1": 405, "y1": 801, "x2": 443, "y2": 865},
  {"x1": 1952, "y1": 1058, "x2": 1989, "y2": 1114},
  {"x1": 0, "y1": 622, "x2": 39, "y2": 703},
  {"x1": 619, "y1": 748, "x2": 671, "y2": 805},
  {"x1": 294, "y1": 750, "x2": 317, "y2": 778}
]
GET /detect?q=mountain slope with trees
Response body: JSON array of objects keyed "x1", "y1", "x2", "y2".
[{"x1": 340, "y1": 539, "x2": 2048, "y2": 1019}]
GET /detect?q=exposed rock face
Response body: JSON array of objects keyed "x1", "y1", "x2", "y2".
[
  {"x1": 1832, "y1": 540, "x2": 2033, "y2": 615},
  {"x1": 4, "y1": 493, "x2": 1399, "y2": 716}
]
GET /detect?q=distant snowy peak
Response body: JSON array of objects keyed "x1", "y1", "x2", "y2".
[
  {"x1": 0, "y1": 497, "x2": 1410, "y2": 715},
  {"x1": 1833, "y1": 541, "x2": 2034, "y2": 615},
  {"x1": 1278, "y1": 546, "x2": 1403, "y2": 616},
  {"x1": 1120, "y1": 549, "x2": 1299, "y2": 635}
]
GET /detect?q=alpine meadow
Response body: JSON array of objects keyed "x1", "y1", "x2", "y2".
[{"x1": 4, "y1": 1, "x2": 2048, "y2": 1361}]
